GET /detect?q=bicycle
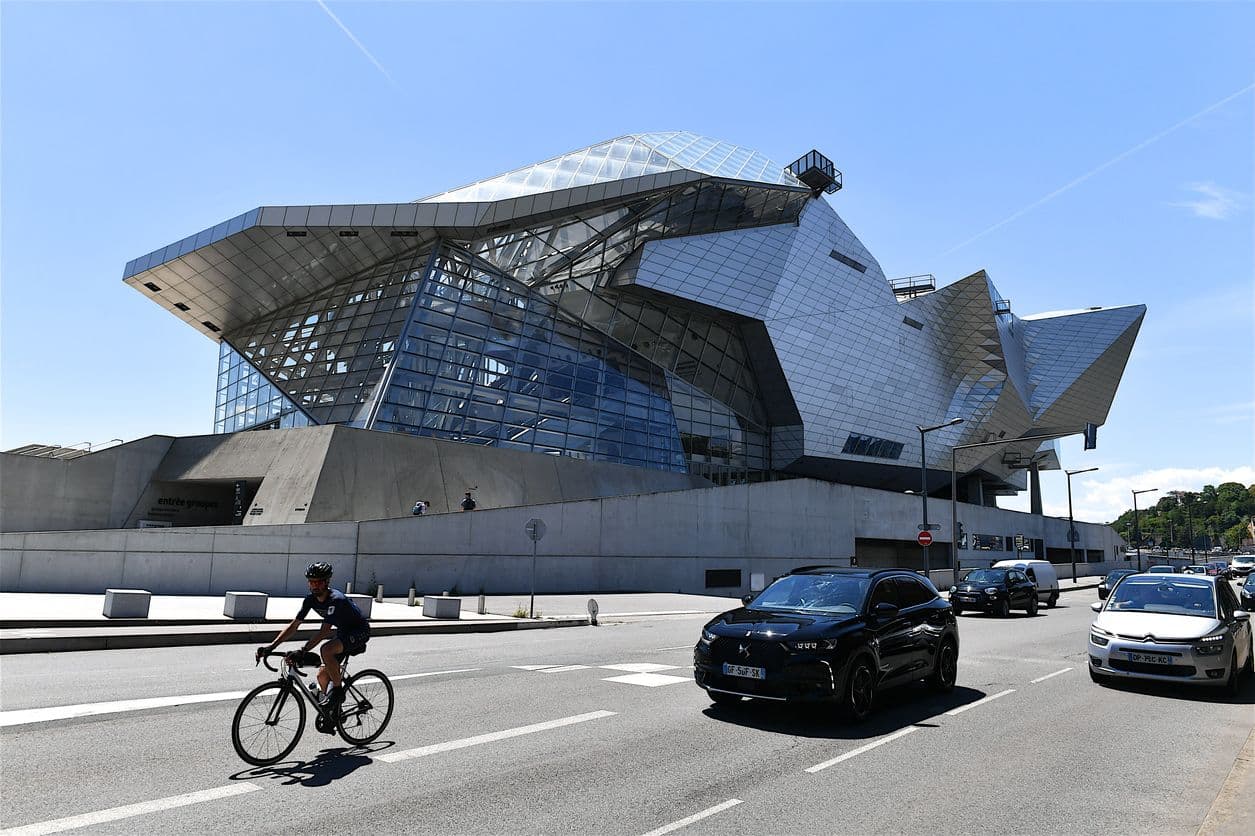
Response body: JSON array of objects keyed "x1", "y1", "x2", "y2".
[{"x1": 231, "y1": 649, "x2": 395, "y2": 766}]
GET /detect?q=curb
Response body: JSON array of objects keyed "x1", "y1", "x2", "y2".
[{"x1": 0, "y1": 617, "x2": 591, "y2": 655}]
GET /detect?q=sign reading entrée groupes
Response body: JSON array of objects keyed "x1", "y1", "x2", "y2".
[{"x1": 916, "y1": 530, "x2": 934, "y2": 547}]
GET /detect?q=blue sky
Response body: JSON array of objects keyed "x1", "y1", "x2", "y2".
[{"x1": 2, "y1": 1, "x2": 1252, "y2": 523}]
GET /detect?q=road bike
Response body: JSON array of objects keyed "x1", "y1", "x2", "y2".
[{"x1": 231, "y1": 649, "x2": 394, "y2": 766}]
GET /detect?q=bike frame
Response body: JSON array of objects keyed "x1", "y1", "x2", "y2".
[{"x1": 261, "y1": 653, "x2": 353, "y2": 726}]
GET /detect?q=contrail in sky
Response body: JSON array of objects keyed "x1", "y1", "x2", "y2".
[
  {"x1": 315, "y1": 0, "x2": 400, "y2": 90},
  {"x1": 937, "y1": 82, "x2": 1255, "y2": 258}
]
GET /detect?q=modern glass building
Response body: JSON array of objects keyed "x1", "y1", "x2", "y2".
[{"x1": 124, "y1": 132, "x2": 1144, "y2": 495}]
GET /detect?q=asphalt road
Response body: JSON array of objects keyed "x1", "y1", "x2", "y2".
[{"x1": 2, "y1": 589, "x2": 1252, "y2": 835}]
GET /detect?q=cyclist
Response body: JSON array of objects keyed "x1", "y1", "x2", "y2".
[{"x1": 255, "y1": 562, "x2": 370, "y2": 712}]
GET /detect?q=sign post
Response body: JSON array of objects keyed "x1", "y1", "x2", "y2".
[{"x1": 525, "y1": 518, "x2": 546, "y2": 618}]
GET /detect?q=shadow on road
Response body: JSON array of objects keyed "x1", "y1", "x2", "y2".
[
  {"x1": 701, "y1": 684, "x2": 988, "y2": 741},
  {"x1": 1093, "y1": 672, "x2": 1255, "y2": 705},
  {"x1": 229, "y1": 739, "x2": 395, "y2": 786}
]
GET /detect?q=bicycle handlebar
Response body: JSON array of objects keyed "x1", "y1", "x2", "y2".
[{"x1": 256, "y1": 649, "x2": 321, "y2": 674}]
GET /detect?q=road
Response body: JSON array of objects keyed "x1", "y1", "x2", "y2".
[{"x1": 2, "y1": 588, "x2": 1252, "y2": 835}]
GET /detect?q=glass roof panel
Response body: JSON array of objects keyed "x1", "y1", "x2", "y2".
[{"x1": 419, "y1": 131, "x2": 802, "y2": 203}]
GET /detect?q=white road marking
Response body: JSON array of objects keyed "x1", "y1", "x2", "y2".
[
  {"x1": 378, "y1": 710, "x2": 617, "y2": 763},
  {"x1": 512, "y1": 665, "x2": 559, "y2": 670},
  {"x1": 651, "y1": 645, "x2": 695, "y2": 652},
  {"x1": 603, "y1": 672, "x2": 690, "y2": 687},
  {"x1": 390, "y1": 668, "x2": 479, "y2": 681},
  {"x1": 1, "y1": 668, "x2": 476, "y2": 728},
  {"x1": 805, "y1": 727, "x2": 918, "y2": 773},
  {"x1": 0, "y1": 691, "x2": 248, "y2": 728},
  {"x1": 1030, "y1": 667, "x2": 1073, "y2": 684},
  {"x1": 600, "y1": 663, "x2": 680, "y2": 673},
  {"x1": 946, "y1": 689, "x2": 1016, "y2": 715},
  {"x1": 538, "y1": 664, "x2": 590, "y2": 673},
  {"x1": 0, "y1": 783, "x2": 259, "y2": 836},
  {"x1": 640, "y1": 799, "x2": 743, "y2": 836}
]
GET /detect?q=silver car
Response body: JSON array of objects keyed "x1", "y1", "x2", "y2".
[{"x1": 1088, "y1": 574, "x2": 1253, "y2": 694}]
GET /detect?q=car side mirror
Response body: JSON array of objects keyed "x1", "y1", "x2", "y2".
[
  {"x1": 1234, "y1": 610, "x2": 1250, "y2": 621},
  {"x1": 741, "y1": 594, "x2": 754, "y2": 605},
  {"x1": 873, "y1": 601, "x2": 900, "y2": 619},
  {"x1": 1090, "y1": 601, "x2": 1104, "y2": 613}
]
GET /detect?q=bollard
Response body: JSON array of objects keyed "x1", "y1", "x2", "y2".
[
  {"x1": 346, "y1": 581, "x2": 353, "y2": 594},
  {"x1": 477, "y1": 593, "x2": 486, "y2": 615},
  {"x1": 375, "y1": 584, "x2": 383, "y2": 603},
  {"x1": 408, "y1": 587, "x2": 417, "y2": 606}
]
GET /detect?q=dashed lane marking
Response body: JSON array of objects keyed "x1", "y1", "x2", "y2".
[
  {"x1": 805, "y1": 727, "x2": 918, "y2": 773},
  {"x1": 0, "y1": 692, "x2": 248, "y2": 728},
  {"x1": 378, "y1": 710, "x2": 617, "y2": 763},
  {"x1": 640, "y1": 799, "x2": 743, "y2": 836},
  {"x1": 0, "y1": 782, "x2": 260, "y2": 836},
  {"x1": 600, "y1": 663, "x2": 680, "y2": 673},
  {"x1": 946, "y1": 689, "x2": 1016, "y2": 716},
  {"x1": 1030, "y1": 667, "x2": 1073, "y2": 684},
  {"x1": 391, "y1": 668, "x2": 479, "y2": 681},
  {"x1": 0, "y1": 669, "x2": 477, "y2": 727},
  {"x1": 603, "y1": 673, "x2": 690, "y2": 687}
]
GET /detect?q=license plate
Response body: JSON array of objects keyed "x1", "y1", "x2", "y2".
[
  {"x1": 1127, "y1": 651, "x2": 1172, "y2": 665},
  {"x1": 957, "y1": 595, "x2": 977, "y2": 601},
  {"x1": 722, "y1": 663, "x2": 765, "y2": 680}
]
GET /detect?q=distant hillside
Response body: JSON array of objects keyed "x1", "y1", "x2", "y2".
[{"x1": 1109, "y1": 483, "x2": 1254, "y2": 549}]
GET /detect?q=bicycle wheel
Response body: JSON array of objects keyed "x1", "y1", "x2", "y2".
[
  {"x1": 232, "y1": 681, "x2": 306, "y2": 766},
  {"x1": 337, "y1": 669, "x2": 394, "y2": 745}
]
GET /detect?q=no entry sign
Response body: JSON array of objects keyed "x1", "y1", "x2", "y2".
[{"x1": 916, "y1": 530, "x2": 934, "y2": 547}]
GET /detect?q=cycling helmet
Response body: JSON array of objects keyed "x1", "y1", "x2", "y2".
[{"x1": 305, "y1": 562, "x2": 333, "y2": 580}]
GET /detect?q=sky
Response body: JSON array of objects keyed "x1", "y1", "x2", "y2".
[{"x1": 2, "y1": 1, "x2": 1252, "y2": 525}]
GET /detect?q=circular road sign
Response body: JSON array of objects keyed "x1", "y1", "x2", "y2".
[
  {"x1": 525, "y1": 518, "x2": 547, "y2": 542},
  {"x1": 916, "y1": 530, "x2": 934, "y2": 547}
]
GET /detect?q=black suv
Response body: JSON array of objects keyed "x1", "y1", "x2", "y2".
[
  {"x1": 1097, "y1": 568, "x2": 1138, "y2": 600},
  {"x1": 949, "y1": 567, "x2": 1039, "y2": 616},
  {"x1": 693, "y1": 568, "x2": 958, "y2": 721}
]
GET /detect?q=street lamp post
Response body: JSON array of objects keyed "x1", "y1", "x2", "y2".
[
  {"x1": 1184, "y1": 496, "x2": 1196, "y2": 562},
  {"x1": 1066, "y1": 467, "x2": 1099, "y2": 582},
  {"x1": 918, "y1": 418, "x2": 964, "y2": 579},
  {"x1": 1132, "y1": 488, "x2": 1158, "y2": 572}
]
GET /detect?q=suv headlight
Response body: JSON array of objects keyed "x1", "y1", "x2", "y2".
[
  {"x1": 1089, "y1": 632, "x2": 1109, "y2": 647},
  {"x1": 984, "y1": 587, "x2": 1000, "y2": 596},
  {"x1": 699, "y1": 629, "x2": 717, "y2": 645},
  {"x1": 1195, "y1": 632, "x2": 1227, "y2": 655},
  {"x1": 787, "y1": 639, "x2": 836, "y2": 651}
]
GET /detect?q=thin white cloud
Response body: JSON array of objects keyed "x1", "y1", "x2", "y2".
[
  {"x1": 1059, "y1": 466, "x2": 1255, "y2": 524},
  {"x1": 1167, "y1": 181, "x2": 1245, "y2": 220},
  {"x1": 315, "y1": 1, "x2": 399, "y2": 90},
  {"x1": 937, "y1": 82, "x2": 1255, "y2": 258}
]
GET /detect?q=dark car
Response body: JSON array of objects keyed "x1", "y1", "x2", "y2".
[
  {"x1": 1098, "y1": 569, "x2": 1138, "y2": 599},
  {"x1": 693, "y1": 568, "x2": 958, "y2": 721},
  {"x1": 1241, "y1": 574, "x2": 1255, "y2": 612},
  {"x1": 949, "y1": 567, "x2": 1039, "y2": 616}
]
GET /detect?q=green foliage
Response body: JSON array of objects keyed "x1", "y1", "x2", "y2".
[
  {"x1": 1109, "y1": 483, "x2": 1255, "y2": 549},
  {"x1": 512, "y1": 605, "x2": 529, "y2": 618}
]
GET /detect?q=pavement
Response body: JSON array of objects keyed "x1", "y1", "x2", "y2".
[{"x1": 0, "y1": 577, "x2": 1103, "y2": 655}]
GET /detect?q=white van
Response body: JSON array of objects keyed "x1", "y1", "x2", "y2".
[{"x1": 992, "y1": 559, "x2": 1060, "y2": 607}]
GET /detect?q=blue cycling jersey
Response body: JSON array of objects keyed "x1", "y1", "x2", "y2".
[{"x1": 297, "y1": 589, "x2": 369, "y2": 633}]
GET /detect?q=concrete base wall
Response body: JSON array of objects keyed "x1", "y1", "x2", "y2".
[{"x1": 2, "y1": 478, "x2": 1123, "y2": 597}]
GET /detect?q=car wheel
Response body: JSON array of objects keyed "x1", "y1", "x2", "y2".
[
  {"x1": 1089, "y1": 665, "x2": 1108, "y2": 685},
  {"x1": 841, "y1": 657, "x2": 876, "y2": 722},
  {"x1": 1027, "y1": 596, "x2": 1039, "y2": 616},
  {"x1": 1244, "y1": 644, "x2": 1254, "y2": 677},
  {"x1": 1048, "y1": 593, "x2": 1059, "y2": 608},
  {"x1": 708, "y1": 690, "x2": 742, "y2": 706},
  {"x1": 995, "y1": 599, "x2": 1010, "y2": 618},
  {"x1": 930, "y1": 639, "x2": 958, "y2": 692},
  {"x1": 1224, "y1": 652, "x2": 1241, "y2": 697}
]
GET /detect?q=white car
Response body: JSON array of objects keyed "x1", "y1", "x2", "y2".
[{"x1": 1088, "y1": 574, "x2": 1252, "y2": 694}]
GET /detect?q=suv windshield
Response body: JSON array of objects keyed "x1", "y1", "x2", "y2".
[
  {"x1": 750, "y1": 575, "x2": 870, "y2": 614},
  {"x1": 961, "y1": 569, "x2": 1008, "y2": 585},
  {"x1": 1105, "y1": 577, "x2": 1216, "y2": 618}
]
